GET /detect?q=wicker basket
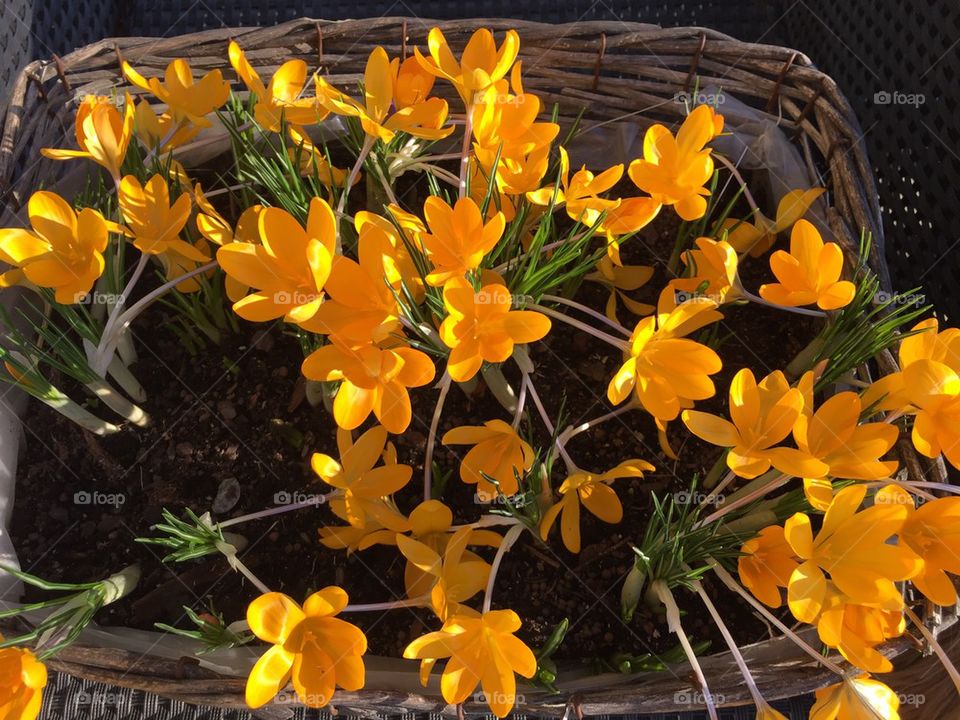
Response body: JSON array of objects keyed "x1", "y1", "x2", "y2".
[{"x1": 0, "y1": 16, "x2": 945, "y2": 717}]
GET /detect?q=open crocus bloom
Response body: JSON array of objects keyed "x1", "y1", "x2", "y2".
[
  {"x1": 784, "y1": 485, "x2": 921, "y2": 623},
  {"x1": 759, "y1": 219, "x2": 855, "y2": 310},
  {"x1": 245, "y1": 587, "x2": 366, "y2": 709},
  {"x1": 442, "y1": 419, "x2": 534, "y2": 498},
  {"x1": 316, "y1": 47, "x2": 453, "y2": 143},
  {"x1": 122, "y1": 58, "x2": 229, "y2": 126},
  {"x1": 414, "y1": 27, "x2": 520, "y2": 108},
  {"x1": 217, "y1": 197, "x2": 336, "y2": 324},
  {"x1": 627, "y1": 104, "x2": 723, "y2": 221},
  {"x1": 229, "y1": 41, "x2": 327, "y2": 131},
  {"x1": 403, "y1": 608, "x2": 536, "y2": 718},
  {"x1": 439, "y1": 278, "x2": 551, "y2": 382},
  {"x1": 0, "y1": 191, "x2": 110, "y2": 304}
]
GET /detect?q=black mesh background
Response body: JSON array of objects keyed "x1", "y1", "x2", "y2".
[
  {"x1": 781, "y1": 0, "x2": 960, "y2": 321},
  {"x1": 115, "y1": 0, "x2": 785, "y2": 42},
  {"x1": 0, "y1": 0, "x2": 37, "y2": 99}
]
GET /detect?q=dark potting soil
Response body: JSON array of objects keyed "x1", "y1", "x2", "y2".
[{"x1": 10, "y1": 190, "x2": 820, "y2": 671}]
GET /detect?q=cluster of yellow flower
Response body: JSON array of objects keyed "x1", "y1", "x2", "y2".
[{"x1": 1, "y1": 21, "x2": 957, "y2": 720}]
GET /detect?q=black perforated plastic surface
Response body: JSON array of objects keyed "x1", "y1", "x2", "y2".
[
  {"x1": 42, "y1": 669, "x2": 815, "y2": 719},
  {"x1": 782, "y1": 1, "x2": 960, "y2": 321}
]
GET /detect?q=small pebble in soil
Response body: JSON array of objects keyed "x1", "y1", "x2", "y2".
[
  {"x1": 213, "y1": 477, "x2": 241, "y2": 513},
  {"x1": 217, "y1": 400, "x2": 238, "y2": 421}
]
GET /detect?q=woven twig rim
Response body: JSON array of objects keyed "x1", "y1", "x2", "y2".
[{"x1": 0, "y1": 15, "x2": 919, "y2": 715}]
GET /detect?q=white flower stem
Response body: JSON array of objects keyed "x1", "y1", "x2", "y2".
[
  {"x1": 85, "y1": 378, "x2": 149, "y2": 427},
  {"x1": 219, "y1": 491, "x2": 339, "y2": 528},
  {"x1": 689, "y1": 574, "x2": 769, "y2": 712},
  {"x1": 512, "y1": 375, "x2": 528, "y2": 430},
  {"x1": 524, "y1": 375, "x2": 576, "y2": 473},
  {"x1": 458, "y1": 110, "x2": 473, "y2": 199},
  {"x1": 541, "y1": 294, "x2": 632, "y2": 337},
  {"x1": 700, "y1": 472, "x2": 789, "y2": 526},
  {"x1": 217, "y1": 541, "x2": 271, "y2": 594},
  {"x1": 424, "y1": 371, "x2": 452, "y2": 500},
  {"x1": 652, "y1": 580, "x2": 719, "y2": 720},
  {"x1": 714, "y1": 153, "x2": 760, "y2": 215},
  {"x1": 344, "y1": 595, "x2": 431, "y2": 612},
  {"x1": 737, "y1": 285, "x2": 828, "y2": 318},
  {"x1": 94, "y1": 261, "x2": 218, "y2": 375},
  {"x1": 710, "y1": 561, "x2": 845, "y2": 675},
  {"x1": 529, "y1": 303, "x2": 628, "y2": 350},
  {"x1": 483, "y1": 523, "x2": 525, "y2": 613},
  {"x1": 93, "y1": 252, "x2": 150, "y2": 375},
  {"x1": 36, "y1": 388, "x2": 120, "y2": 435},
  {"x1": 903, "y1": 604, "x2": 960, "y2": 697},
  {"x1": 557, "y1": 402, "x2": 638, "y2": 445},
  {"x1": 336, "y1": 135, "x2": 375, "y2": 243}
]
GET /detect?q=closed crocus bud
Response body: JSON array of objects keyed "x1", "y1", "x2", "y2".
[{"x1": 621, "y1": 564, "x2": 646, "y2": 621}]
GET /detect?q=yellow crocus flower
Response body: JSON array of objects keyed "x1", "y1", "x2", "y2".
[
  {"x1": 403, "y1": 609, "x2": 536, "y2": 718},
  {"x1": 301, "y1": 339, "x2": 435, "y2": 433},
  {"x1": 0, "y1": 643, "x2": 46, "y2": 720},
  {"x1": 682, "y1": 368, "x2": 828, "y2": 479},
  {"x1": 118, "y1": 174, "x2": 206, "y2": 268},
  {"x1": 316, "y1": 47, "x2": 453, "y2": 143},
  {"x1": 245, "y1": 587, "x2": 366, "y2": 709},
  {"x1": 122, "y1": 58, "x2": 229, "y2": 126},
  {"x1": 738, "y1": 525, "x2": 799, "y2": 608},
  {"x1": 671, "y1": 236, "x2": 741, "y2": 304},
  {"x1": 228, "y1": 41, "x2": 327, "y2": 132},
  {"x1": 539, "y1": 459, "x2": 654, "y2": 553},
  {"x1": 311, "y1": 426, "x2": 412, "y2": 530},
  {"x1": 420, "y1": 196, "x2": 504, "y2": 286},
  {"x1": 0, "y1": 191, "x2": 110, "y2": 304},
  {"x1": 809, "y1": 675, "x2": 900, "y2": 720},
  {"x1": 396, "y1": 526, "x2": 491, "y2": 620},
  {"x1": 414, "y1": 27, "x2": 520, "y2": 108},
  {"x1": 627, "y1": 104, "x2": 723, "y2": 221},
  {"x1": 216, "y1": 197, "x2": 336, "y2": 324},
  {"x1": 608, "y1": 289, "x2": 723, "y2": 423},
  {"x1": 878, "y1": 485, "x2": 960, "y2": 606},
  {"x1": 41, "y1": 94, "x2": 135, "y2": 181},
  {"x1": 442, "y1": 419, "x2": 535, "y2": 499},
  {"x1": 723, "y1": 187, "x2": 825, "y2": 257},
  {"x1": 439, "y1": 278, "x2": 551, "y2": 383},
  {"x1": 784, "y1": 485, "x2": 921, "y2": 623},
  {"x1": 758, "y1": 219, "x2": 855, "y2": 310}
]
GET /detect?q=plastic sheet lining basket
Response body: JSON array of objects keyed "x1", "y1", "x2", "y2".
[{"x1": 0, "y1": 16, "x2": 954, "y2": 718}]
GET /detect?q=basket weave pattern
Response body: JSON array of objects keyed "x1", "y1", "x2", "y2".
[{"x1": 0, "y1": 16, "x2": 917, "y2": 716}]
